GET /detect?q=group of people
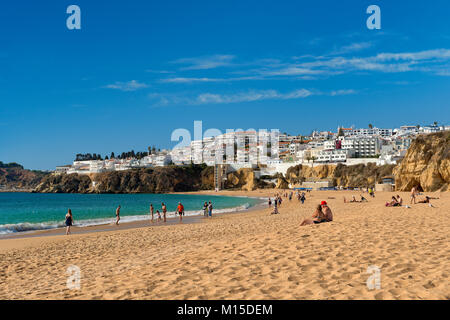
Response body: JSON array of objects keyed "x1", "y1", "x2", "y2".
[
  {"x1": 149, "y1": 202, "x2": 182, "y2": 223},
  {"x1": 268, "y1": 194, "x2": 283, "y2": 214},
  {"x1": 385, "y1": 195, "x2": 403, "y2": 207},
  {"x1": 202, "y1": 201, "x2": 213, "y2": 217},
  {"x1": 344, "y1": 194, "x2": 368, "y2": 203},
  {"x1": 300, "y1": 200, "x2": 333, "y2": 226},
  {"x1": 297, "y1": 191, "x2": 307, "y2": 204},
  {"x1": 384, "y1": 187, "x2": 440, "y2": 208},
  {"x1": 64, "y1": 200, "x2": 215, "y2": 235}
]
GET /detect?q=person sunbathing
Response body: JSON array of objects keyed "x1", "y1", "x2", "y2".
[
  {"x1": 417, "y1": 196, "x2": 439, "y2": 203},
  {"x1": 344, "y1": 195, "x2": 365, "y2": 203},
  {"x1": 386, "y1": 196, "x2": 400, "y2": 207}
]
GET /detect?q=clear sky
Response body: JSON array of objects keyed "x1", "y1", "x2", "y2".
[{"x1": 0, "y1": 0, "x2": 449, "y2": 170}]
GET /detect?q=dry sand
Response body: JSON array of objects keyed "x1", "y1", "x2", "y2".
[{"x1": 0, "y1": 190, "x2": 448, "y2": 300}]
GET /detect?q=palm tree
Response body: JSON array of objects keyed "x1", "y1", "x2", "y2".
[{"x1": 368, "y1": 124, "x2": 373, "y2": 129}]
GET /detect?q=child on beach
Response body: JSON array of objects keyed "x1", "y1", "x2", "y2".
[
  {"x1": 150, "y1": 204, "x2": 154, "y2": 223},
  {"x1": 156, "y1": 210, "x2": 161, "y2": 221},
  {"x1": 65, "y1": 209, "x2": 73, "y2": 235}
]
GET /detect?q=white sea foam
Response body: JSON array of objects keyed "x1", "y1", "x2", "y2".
[{"x1": 0, "y1": 202, "x2": 256, "y2": 235}]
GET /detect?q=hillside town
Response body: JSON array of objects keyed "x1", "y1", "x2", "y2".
[{"x1": 55, "y1": 123, "x2": 449, "y2": 177}]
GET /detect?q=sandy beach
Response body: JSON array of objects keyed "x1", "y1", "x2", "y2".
[{"x1": 0, "y1": 189, "x2": 448, "y2": 300}]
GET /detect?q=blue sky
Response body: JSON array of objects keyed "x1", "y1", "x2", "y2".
[{"x1": 0, "y1": 0, "x2": 449, "y2": 170}]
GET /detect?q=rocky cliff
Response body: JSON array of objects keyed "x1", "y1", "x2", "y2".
[
  {"x1": 0, "y1": 163, "x2": 49, "y2": 190},
  {"x1": 394, "y1": 131, "x2": 450, "y2": 192},
  {"x1": 224, "y1": 168, "x2": 275, "y2": 191},
  {"x1": 34, "y1": 165, "x2": 215, "y2": 193},
  {"x1": 284, "y1": 163, "x2": 396, "y2": 188}
]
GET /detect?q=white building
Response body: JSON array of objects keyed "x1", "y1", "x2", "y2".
[{"x1": 315, "y1": 149, "x2": 355, "y2": 163}]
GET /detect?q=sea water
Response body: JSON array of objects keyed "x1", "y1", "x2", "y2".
[{"x1": 0, "y1": 193, "x2": 261, "y2": 234}]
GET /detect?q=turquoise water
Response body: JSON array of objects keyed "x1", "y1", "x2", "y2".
[{"x1": 0, "y1": 193, "x2": 261, "y2": 234}]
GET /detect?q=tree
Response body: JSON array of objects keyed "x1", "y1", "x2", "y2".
[
  {"x1": 338, "y1": 128, "x2": 344, "y2": 137},
  {"x1": 110, "y1": 152, "x2": 115, "y2": 159},
  {"x1": 433, "y1": 121, "x2": 438, "y2": 126},
  {"x1": 368, "y1": 124, "x2": 373, "y2": 129}
]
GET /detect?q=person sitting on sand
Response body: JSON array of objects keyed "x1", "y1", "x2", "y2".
[
  {"x1": 385, "y1": 196, "x2": 400, "y2": 207},
  {"x1": 300, "y1": 204, "x2": 326, "y2": 226},
  {"x1": 396, "y1": 195, "x2": 403, "y2": 206},
  {"x1": 321, "y1": 201, "x2": 333, "y2": 222},
  {"x1": 65, "y1": 209, "x2": 73, "y2": 235},
  {"x1": 344, "y1": 195, "x2": 359, "y2": 203},
  {"x1": 300, "y1": 201, "x2": 333, "y2": 226}
]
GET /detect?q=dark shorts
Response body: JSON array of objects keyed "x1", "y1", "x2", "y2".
[{"x1": 313, "y1": 219, "x2": 327, "y2": 224}]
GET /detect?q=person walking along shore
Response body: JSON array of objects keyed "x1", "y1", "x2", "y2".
[{"x1": 65, "y1": 209, "x2": 73, "y2": 235}]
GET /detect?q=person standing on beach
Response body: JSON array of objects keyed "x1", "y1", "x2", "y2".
[
  {"x1": 268, "y1": 197, "x2": 272, "y2": 207},
  {"x1": 272, "y1": 197, "x2": 279, "y2": 214},
  {"x1": 300, "y1": 192, "x2": 306, "y2": 204},
  {"x1": 203, "y1": 201, "x2": 208, "y2": 217},
  {"x1": 176, "y1": 202, "x2": 184, "y2": 222},
  {"x1": 410, "y1": 186, "x2": 417, "y2": 204},
  {"x1": 115, "y1": 205, "x2": 121, "y2": 225},
  {"x1": 65, "y1": 209, "x2": 73, "y2": 235},
  {"x1": 208, "y1": 201, "x2": 213, "y2": 217},
  {"x1": 161, "y1": 202, "x2": 167, "y2": 223},
  {"x1": 150, "y1": 204, "x2": 154, "y2": 223}
]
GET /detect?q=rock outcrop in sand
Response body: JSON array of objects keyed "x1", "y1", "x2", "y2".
[{"x1": 394, "y1": 131, "x2": 450, "y2": 192}]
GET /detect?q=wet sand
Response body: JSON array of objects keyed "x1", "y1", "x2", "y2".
[{"x1": 0, "y1": 189, "x2": 448, "y2": 300}]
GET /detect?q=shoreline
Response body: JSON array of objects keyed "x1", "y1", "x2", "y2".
[
  {"x1": 0, "y1": 189, "x2": 448, "y2": 299},
  {"x1": 0, "y1": 193, "x2": 266, "y2": 240}
]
